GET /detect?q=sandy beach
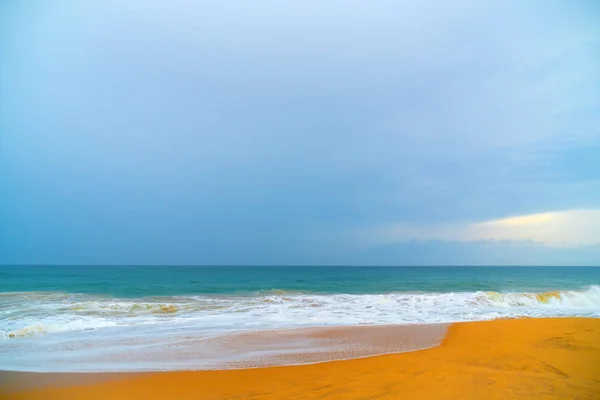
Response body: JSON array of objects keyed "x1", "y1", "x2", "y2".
[{"x1": 2, "y1": 317, "x2": 600, "y2": 400}]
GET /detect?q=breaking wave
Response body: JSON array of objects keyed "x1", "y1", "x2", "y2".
[
  {"x1": 1, "y1": 286, "x2": 599, "y2": 340},
  {"x1": 482, "y1": 287, "x2": 600, "y2": 308},
  {"x1": 2, "y1": 319, "x2": 119, "y2": 339}
]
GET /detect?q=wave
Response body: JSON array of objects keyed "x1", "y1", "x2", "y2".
[
  {"x1": 1, "y1": 319, "x2": 119, "y2": 339},
  {"x1": 482, "y1": 287, "x2": 600, "y2": 308},
  {"x1": 67, "y1": 301, "x2": 179, "y2": 314},
  {"x1": 1, "y1": 286, "x2": 599, "y2": 340}
]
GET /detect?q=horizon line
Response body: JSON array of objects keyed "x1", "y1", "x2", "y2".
[{"x1": 1, "y1": 264, "x2": 598, "y2": 268}]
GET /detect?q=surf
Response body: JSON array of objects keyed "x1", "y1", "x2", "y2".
[{"x1": 2, "y1": 286, "x2": 599, "y2": 341}]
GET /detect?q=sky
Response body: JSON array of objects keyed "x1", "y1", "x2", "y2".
[{"x1": 0, "y1": 0, "x2": 599, "y2": 266}]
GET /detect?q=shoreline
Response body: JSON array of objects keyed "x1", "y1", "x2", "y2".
[
  {"x1": 0, "y1": 323, "x2": 447, "y2": 391},
  {"x1": 3, "y1": 318, "x2": 600, "y2": 399},
  {"x1": 0, "y1": 323, "x2": 447, "y2": 374}
]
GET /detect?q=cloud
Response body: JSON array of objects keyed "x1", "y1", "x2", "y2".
[
  {"x1": 0, "y1": 1, "x2": 599, "y2": 264},
  {"x1": 376, "y1": 209, "x2": 600, "y2": 247}
]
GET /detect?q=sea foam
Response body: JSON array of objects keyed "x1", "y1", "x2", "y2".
[
  {"x1": 1, "y1": 286, "x2": 599, "y2": 340},
  {"x1": 1, "y1": 286, "x2": 599, "y2": 371}
]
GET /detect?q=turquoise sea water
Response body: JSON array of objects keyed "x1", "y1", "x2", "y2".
[
  {"x1": 1, "y1": 266, "x2": 599, "y2": 372},
  {"x1": 2, "y1": 265, "x2": 599, "y2": 296}
]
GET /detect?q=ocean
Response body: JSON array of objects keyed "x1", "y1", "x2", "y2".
[{"x1": 1, "y1": 265, "x2": 599, "y2": 372}]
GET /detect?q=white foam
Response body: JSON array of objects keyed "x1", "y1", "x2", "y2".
[
  {"x1": 1, "y1": 286, "x2": 600, "y2": 339},
  {"x1": 0, "y1": 286, "x2": 599, "y2": 371}
]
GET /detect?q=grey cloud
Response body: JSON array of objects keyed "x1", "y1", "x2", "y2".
[{"x1": 1, "y1": 0, "x2": 598, "y2": 264}]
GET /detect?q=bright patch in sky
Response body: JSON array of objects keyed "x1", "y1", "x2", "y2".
[{"x1": 380, "y1": 209, "x2": 600, "y2": 247}]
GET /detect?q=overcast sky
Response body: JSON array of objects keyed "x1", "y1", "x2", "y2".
[{"x1": 1, "y1": 0, "x2": 599, "y2": 265}]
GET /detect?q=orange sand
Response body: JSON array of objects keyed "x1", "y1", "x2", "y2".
[{"x1": 5, "y1": 318, "x2": 600, "y2": 400}]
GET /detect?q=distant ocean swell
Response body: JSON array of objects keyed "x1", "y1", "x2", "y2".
[{"x1": 2, "y1": 286, "x2": 600, "y2": 340}]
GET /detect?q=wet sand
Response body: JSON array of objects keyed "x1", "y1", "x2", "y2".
[
  {"x1": 3, "y1": 318, "x2": 600, "y2": 399},
  {"x1": 0, "y1": 323, "x2": 446, "y2": 373},
  {"x1": 99, "y1": 323, "x2": 446, "y2": 370},
  {"x1": 0, "y1": 323, "x2": 446, "y2": 389}
]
